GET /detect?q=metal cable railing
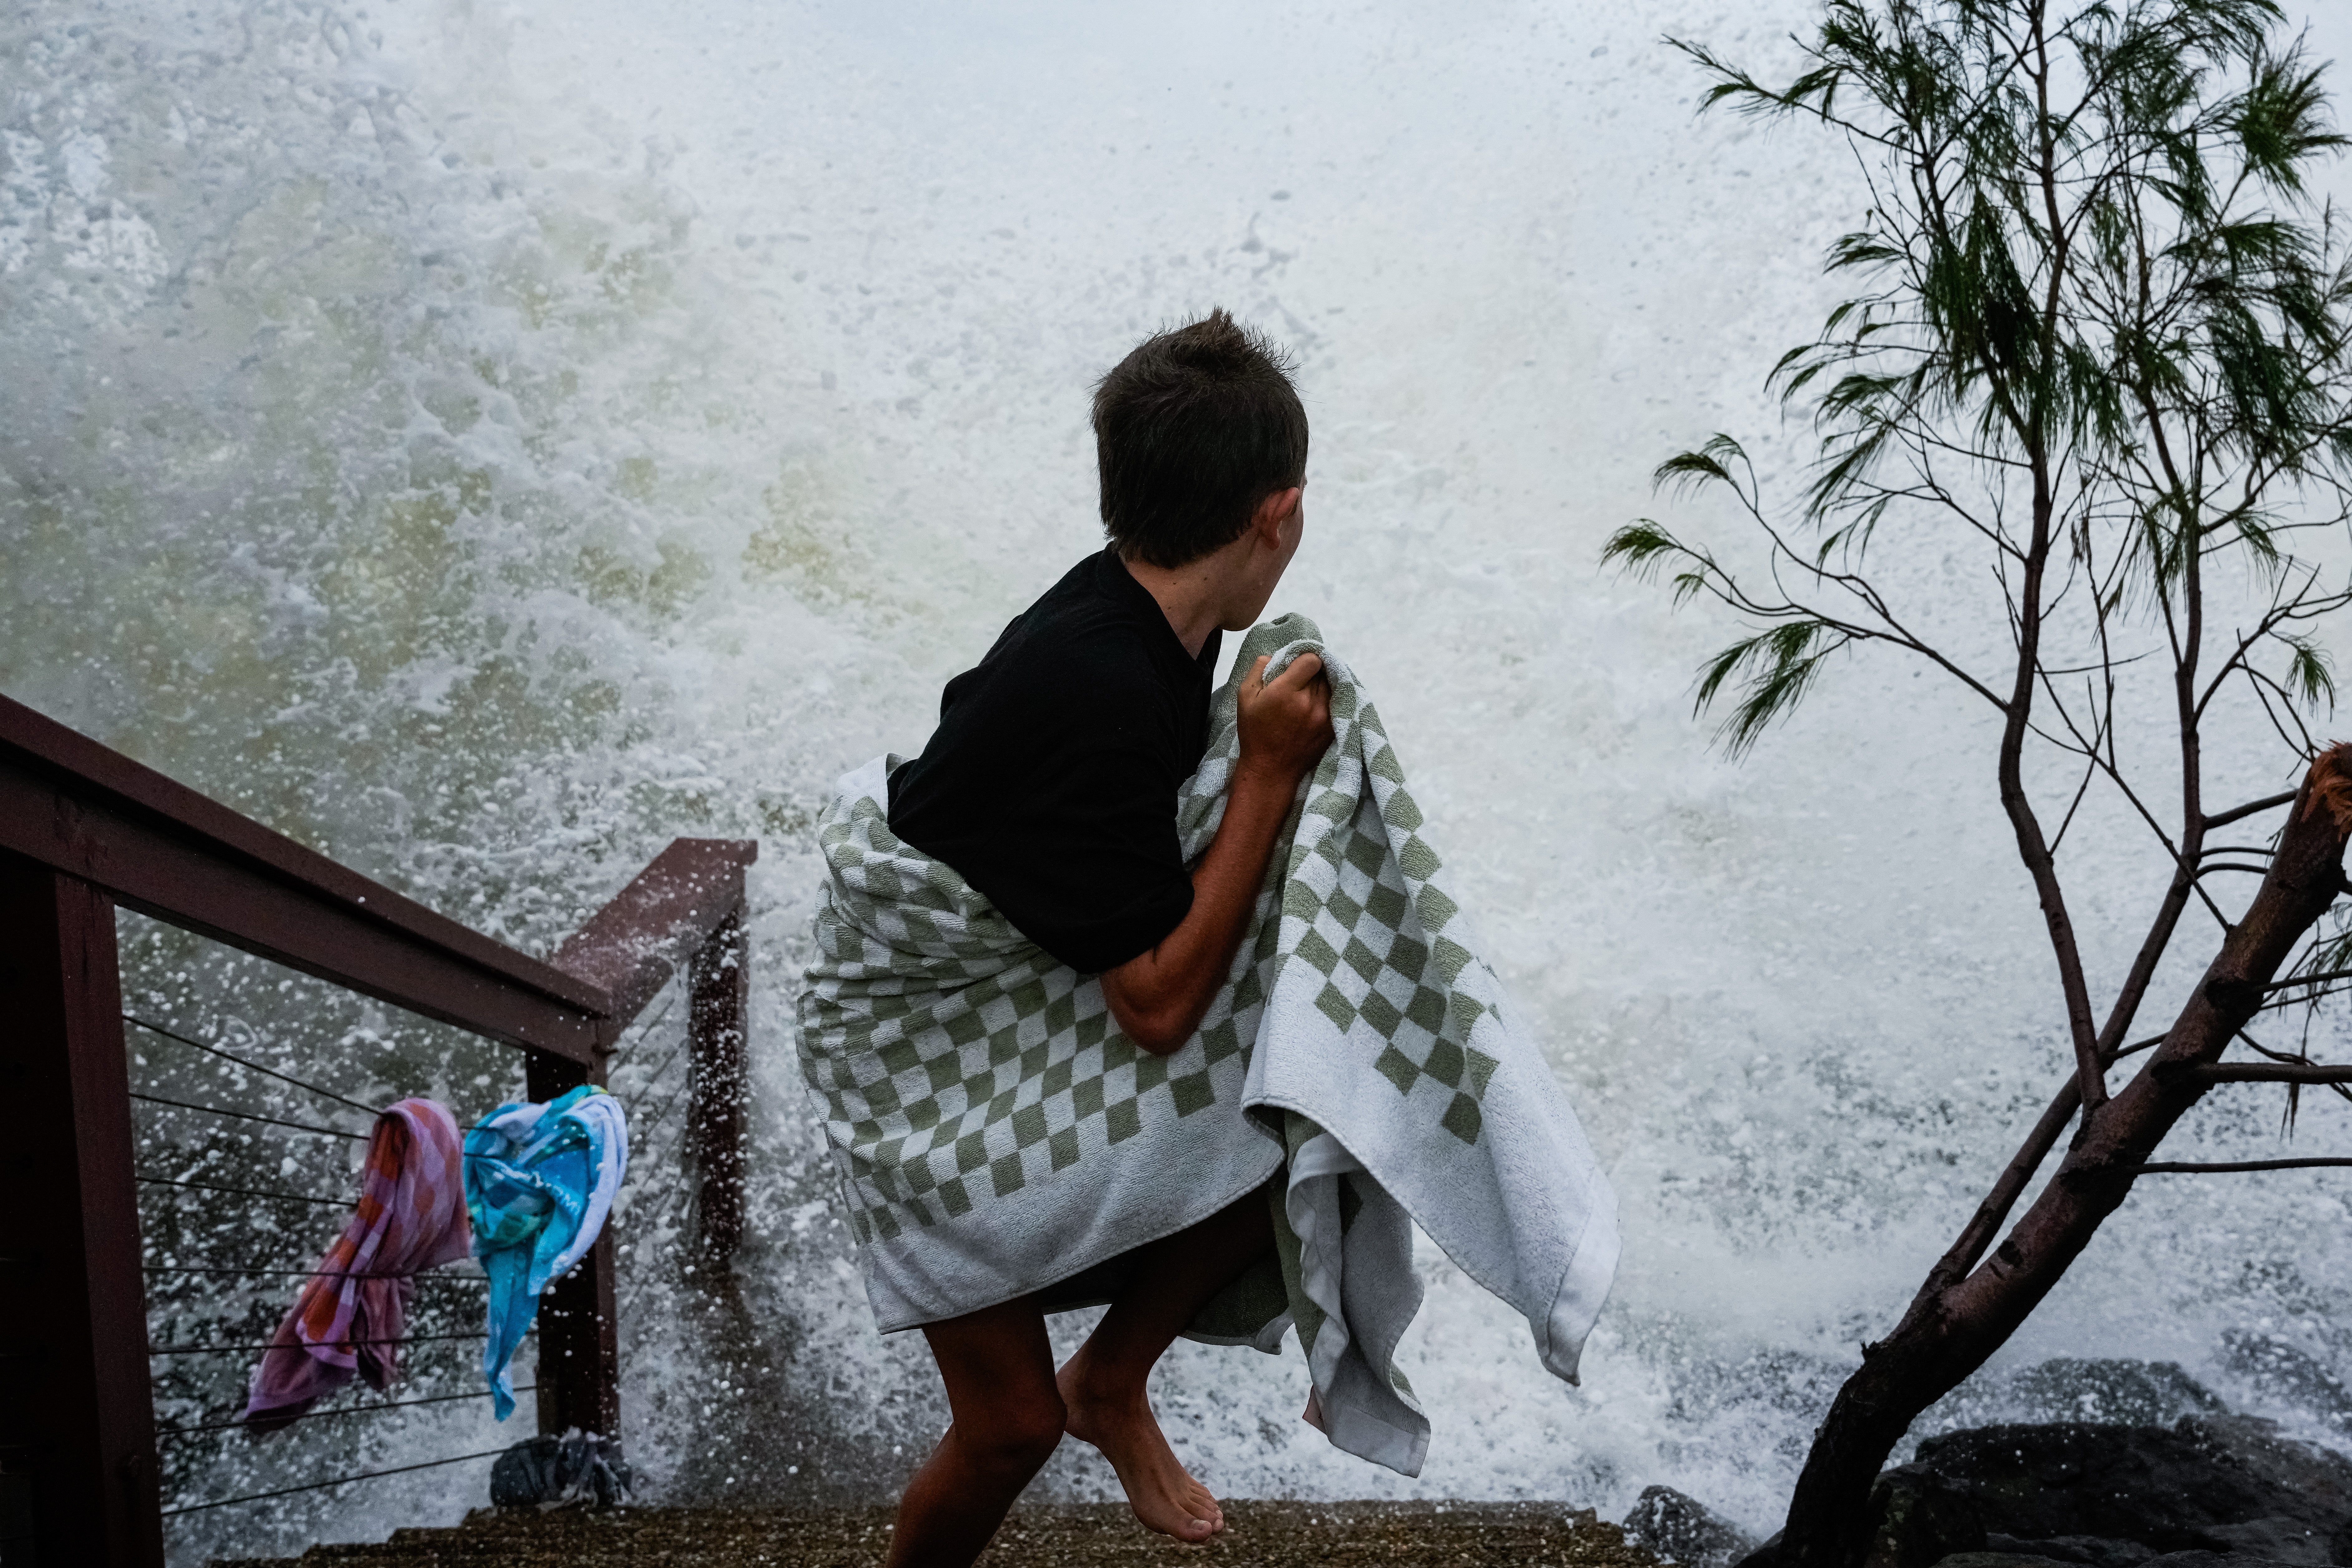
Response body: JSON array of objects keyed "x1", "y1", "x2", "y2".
[
  {"x1": 144, "y1": 1265, "x2": 489, "y2": 1281},
  {"x1": 126, "y1": 1093, "x2": 367, "y2": 1140},
  {"x1": 135, "y1": 1175, "x2": 352, "y2": 1209},
  {"x1": 158, "y1": 1385, "x2": 543, "y2": 1441},
  {"x1": 158, "y1": 1448, "x2": 516, "y2": 1518},
  {"x1": 149, "y1": 1330, "x2": 489, "y2": 1357},
  {"x1": 614, "y1": 1056, "x2": 708, "y2": 1325},
  {"x1": 127, "y1": 989, "x2": 688, "y2": 1530},
  {"x1": 125, "y1": 1015, "x2": 384, "y2": 1119},
  {"x1": 2, "y1": 697, "x2": 755, "y2": 1565},
  {"x1": 606, "y1": 986, "x2": 710, "y2": 1321},
  {"x1": 606, "y1": 991, "x2": 681, "y2": 1077}
]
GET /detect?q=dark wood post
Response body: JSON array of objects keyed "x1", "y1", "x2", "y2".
[
  {"x1": 0, "y1": 852, "x2": 163, "y2": 1568},
  {"x1": 523, "y1": 1049, "x2": 620, "y2": 1441},
  {"x1": 526, "y1": 835, "x2": 754, "y2": 1440},
  {"x1": 688, "y1": 909, "x2": 749, "y2": 1263}
]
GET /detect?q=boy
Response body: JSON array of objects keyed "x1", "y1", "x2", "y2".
[{"x1": 873, "y1": 309, "x2": 1331, "y2": 1565}]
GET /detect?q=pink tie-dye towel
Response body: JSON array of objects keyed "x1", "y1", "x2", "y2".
[{"x1": 242, "y1": 1097, "x2": 473, "y2": 1434}]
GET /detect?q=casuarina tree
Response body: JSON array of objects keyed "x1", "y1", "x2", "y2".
[{"x1": 1605, "y1": 0, "x2": 2352, "y2": 1560}]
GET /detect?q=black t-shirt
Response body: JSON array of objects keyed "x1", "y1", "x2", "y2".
[{"x1": 888, "y1": 547, "x2": 1221, "y2": 974}]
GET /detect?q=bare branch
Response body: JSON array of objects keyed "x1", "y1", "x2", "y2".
[
  {"x1": 2265, "y1": 967, "x2": 2352, "y2": 993},
  {"x1": 2133, "y1": 1157, "x2": 2352, "y2": 1174},
  {"x1": 2205, "y1": 789, "x2": 2300, "y2": 829},
  {"x1": 2190, "y1": 1062, "x2": 2352, "y2": 1084}
]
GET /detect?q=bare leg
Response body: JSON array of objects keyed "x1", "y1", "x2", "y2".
[
  {"x1": 884, "y1": 1297, "x2": 1065, "y2": 1568},
  {"x1": 1056, "y1": 1184, "x2": 1276, "y2": 1541}
]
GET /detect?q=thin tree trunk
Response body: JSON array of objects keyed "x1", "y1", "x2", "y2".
[{"x1": 1774, "y1": 745, "x2": 2352, "y2": 1567}]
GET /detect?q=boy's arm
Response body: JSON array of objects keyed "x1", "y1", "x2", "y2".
[{"x1": 1100, "y1": 652, "x2": 1332, "y2": 1055}]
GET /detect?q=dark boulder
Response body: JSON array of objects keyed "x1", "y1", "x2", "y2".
[
  {"x1": 1930, "y1": 1556, "x2": 2308, "y2": 1568},
  {"x1": 1981, "y1": 1533, "x2": 2153, "y2": 1566},
  {"x1": 1725, "y1": 1470, "x2": 1982, "y2": 1568},
  {"x1": 1623, "y1": 1485, "x2": 1759, "y2": 1568},
  {"x1": 2221, "y1": 1333, "x2": 2352, "y2": 1436},
  {"x1": 1741, "y1": 1417, "x2": 2352, "y2": 1568},
  {"x1": 1911, "y1": 1416, "x2": 2352, "y2": 1559},
  {"x1": 2002, "y1": 1360, "x2": 2226, "y2": 1429},
  {"x1": 1869, "y1": 1467, "x2": 1989, "y2": 1567}
]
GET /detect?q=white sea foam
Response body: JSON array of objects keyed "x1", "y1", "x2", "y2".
[{"x1": 7, "y1": 1, "x2": 2352, "y2": 1559}]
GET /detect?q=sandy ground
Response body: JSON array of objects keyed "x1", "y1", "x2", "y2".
[{"x1": 214, "y1": 1500, "x2": 1665, "y2": 1567}]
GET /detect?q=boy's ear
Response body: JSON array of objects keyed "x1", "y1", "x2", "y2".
[{"x1": 1252, "y1": 486, "x2": 1302, "y2": 545}]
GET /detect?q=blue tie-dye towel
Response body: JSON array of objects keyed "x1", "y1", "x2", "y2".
[{"x1": 464, "y1": 1084, "x2": 630, "y2": 1419}]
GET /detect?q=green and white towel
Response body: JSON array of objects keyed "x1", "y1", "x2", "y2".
[{"x1": 796, "y1": 614, "x2": 1618, "y2": 1476}]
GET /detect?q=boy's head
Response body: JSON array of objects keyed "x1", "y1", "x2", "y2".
[{"x1": 1093, "y1": 309, "x2": 1308, "y2": 570}]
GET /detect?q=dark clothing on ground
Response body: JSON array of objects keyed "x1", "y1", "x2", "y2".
[{"x1": 888, "y1": 546, "x2": 1221, "y2": 974}]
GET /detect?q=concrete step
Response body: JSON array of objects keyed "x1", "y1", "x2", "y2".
[{"x1": 210, "y1": 1500, "x2": 1661, "y2": 1567}]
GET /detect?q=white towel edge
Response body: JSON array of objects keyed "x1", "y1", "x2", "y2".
[
  {"x1": 1310, "y1": 1389, "x2": 1431, "y2": 1478},
  {"x1": 1535, "y1": 1179, "x2": 1621, "y2": 1386}
]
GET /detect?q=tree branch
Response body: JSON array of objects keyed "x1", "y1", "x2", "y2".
[
  {"x1": 2266, "y1": 967, "x2": 2352, "y2": 992},
  {"x1": 2189, "y1": 1062, "x2": 2352, "y2": 1084},
  {"x1": 2205, "y1": 789, "x2": 2300, "y2": 828},
  {"x1": 2133, "y1": 1157, "x2": 2352, "y2": 1174}
]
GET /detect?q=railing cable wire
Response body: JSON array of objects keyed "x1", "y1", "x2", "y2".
[
  {"x1": 128, "y1": 1091, "x2": 367, "y2": 1141},
  {"x1": 135, "y1": 1174, "x2": 350, "y2": 1209},
  {"x1": 616, "y1": 1107, "x2": 704, "y2": 1325},
  {"x1": 159, "y1": 1446, "x2": 509, "y2": 1516},
  {"x1": 123, "y1": 1014, "x2": 382, "y2": 1119},
  {"x1": 607, "y1": 987, "x2": 681, "y2": 1074},
  {"x1": 619, "y1": 1035, "x2": 694, "y2": 1124},
  {"x1": 618, "y1": 1177, "x2": 694, "y2": 1326},
  {"x1": 628, "y1": 1055, "x2": 700, "y2": 1155},
  {"x1": 144, "y1": 1264, "x2": 485, "y2": 1282},
  {"x1": 158, "y1": 1384, "x2": 536, "y2": 1441},
  {"x1": 150, "y1": 1329, "x2": 488, "y2": 1357}
]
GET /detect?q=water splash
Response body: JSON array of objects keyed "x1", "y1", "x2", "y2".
[{"x1": 9, "y1": 0, "x2": 2352, "y2": 1560}]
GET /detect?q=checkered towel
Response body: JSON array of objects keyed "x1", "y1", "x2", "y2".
[{"x1": 797, "y1": 614, "x2": 1618, "y2": 1475}]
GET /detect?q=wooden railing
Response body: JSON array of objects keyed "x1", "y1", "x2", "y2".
[{"x1": 0, "y1": 692, "x2": 755, "y2": 1567}]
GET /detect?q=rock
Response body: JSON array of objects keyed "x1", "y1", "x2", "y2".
[
  {"x1": 1983, "y1": 1533, "x2": 2153, "y2": 1566},
  {"x1": 1722, "y1": 1471, "x2": 1981, "y2": 1568},
  {"x1": 1623, "y1": 1485, "x2": 1759, "y2": 1568},
  {"x1": 2195, "y1": 1517, "x2": 2336, "y2": 1564},
  {"x1": 488, "y1": 1431, "x2": 634, "y2": 1509},
  {"x1": 2222, "y1": 1331, "x2": 2352, "y2": 1434},
  {"x1": 2003, "y1": 1360, "x2": 2225, "y2": 1429},
  {"x1": 1866, "y1": 1467, "x2": 1987, "y2": 1568},
  {"x1": 1937, "y1": 1551, "x2": 2310, "y2": 1568},
  {"x1": 1910, "y1": 1416, "x2": 2352, "y2": 1556}
]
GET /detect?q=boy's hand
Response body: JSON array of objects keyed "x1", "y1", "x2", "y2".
[
  {"x1": 1235, "y1": 652, "x2": 1332, "y2": 789},
  {"x1": 1106, "y1": 649, "x2": 1332, "y2": 1054}
]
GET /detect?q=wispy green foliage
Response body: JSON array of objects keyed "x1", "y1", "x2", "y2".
[
  {"x1": 1696, "y1": 620, "x2": 1848, "y2": 756},
  {"x1": 1613, "y1": 0, "x2": 2352, "y2": 762},
  {"x1": 2285, "y1": 634, "x2": 2336, "y2": 705}
]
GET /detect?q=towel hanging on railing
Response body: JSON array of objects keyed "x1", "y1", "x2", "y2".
[
  {"x1": 240, "y1": 1098, "x2": 473, "y2": 1434},
  {"x1": 464, "y1": 1084, "x2": 630, "y2": 1420}
]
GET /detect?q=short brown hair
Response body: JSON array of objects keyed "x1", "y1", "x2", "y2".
[{"x1": 1091, "y1": 309, "x2": 1308, "y2": 569}]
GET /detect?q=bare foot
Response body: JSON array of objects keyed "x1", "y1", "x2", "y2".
[{"x1": 1057, "y1": 1350, "x2": 1225, "y2": 1542}]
